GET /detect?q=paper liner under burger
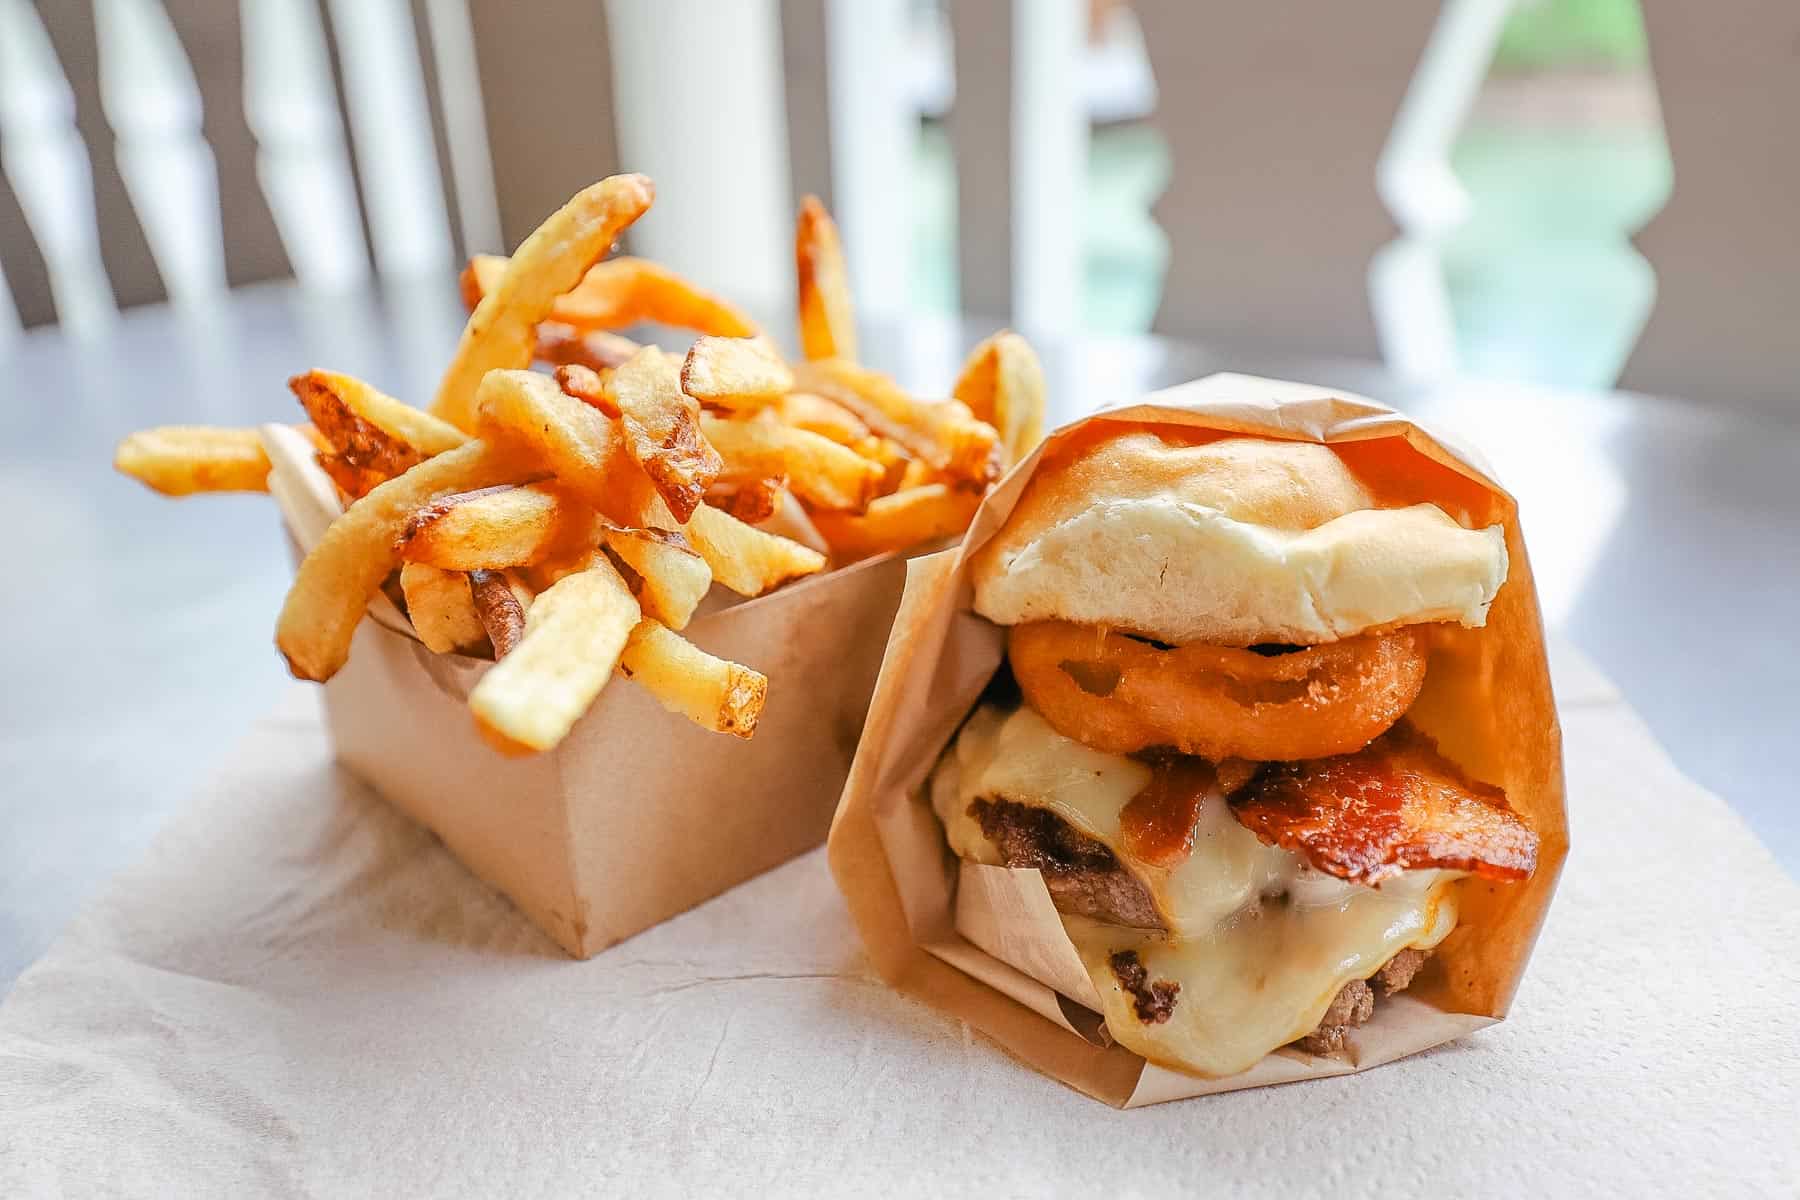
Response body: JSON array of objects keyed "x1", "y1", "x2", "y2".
[
  {"x1": 259, "y1": 423, "x2": 917, "y2": 959},
  {"x1": 826, "y1": 373, "x2": 1568, "y2": 1107}
]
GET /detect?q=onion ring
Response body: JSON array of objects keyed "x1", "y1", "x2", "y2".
[{"x1": 1008, "y1": 621, "x2": 1429, "y2": 762}]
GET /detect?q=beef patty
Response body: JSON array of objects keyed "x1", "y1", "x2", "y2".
[{"x1": 970, "y1": 794, "x2": 1432, "y2": 1053}]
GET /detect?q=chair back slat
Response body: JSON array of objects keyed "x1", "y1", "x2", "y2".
[
  {"x1": 945, "y1": 0, "x2": 1012, "y2": 322},
  {"x1": 781, "y1": 0, "x2": 832, "y2": 212},
  {"x1": 0, "y1": 156, "x2": 56, "y2": 330},
  {"x1": 1620, "y1": 2, "x2": 1800, "y2": 410},
  {"x1": 464, "y1": 0, "x2": 619, "y2": 254},
  {"x1": 161, "y1": 0, "x2": 291, "y2": 289},
  {"x1": 34, "y1": 0, "x2": 165, "y2": 309}
]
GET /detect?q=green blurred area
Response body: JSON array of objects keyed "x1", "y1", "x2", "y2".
[{"x1": 912, "y1": 0, "x2": 1669, "y2": 389}]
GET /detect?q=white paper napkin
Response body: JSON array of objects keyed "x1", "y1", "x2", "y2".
[{"x1": 2, "y1": 643, "x2": 1795, "y2": 1196}]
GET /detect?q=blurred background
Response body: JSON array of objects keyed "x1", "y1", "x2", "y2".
[{"x1": 6, "y1": 0, "x2": 1770, "y2": 406}]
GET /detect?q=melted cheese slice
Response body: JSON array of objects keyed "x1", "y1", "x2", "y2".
[{"x1": 934, "y1": 703, "x2": 1460, "y2": 1077}]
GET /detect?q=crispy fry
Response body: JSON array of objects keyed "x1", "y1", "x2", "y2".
[
  {"x1": 608, "y1": 346, "x2": 723, "y2": 523},
  {"x1": 895, "y1": 456, "x2": 937, "y2": 490},
  {"x1": 617, "y1": 621, "x2": 766, "y2": 738},
  {"x1": 680, "y1": 336, "x2": 793, "y2": 411},
  {"x1": 858, "y1": 435, "x2": 913, "y2": 495},
  {"x1": 399, "y1": 562, "x2": 487, "y2": 655},
  {"x1": 795, "y1": 195, "x2": 856, "y2": 361},
  {"x1": 114, "y1": 426, "x2": 271, "y2": 496},
  {"x1": 601, "y1": 525, "x2": 712, "y2": 629},
  {"x1": 684, "y1": 503, "x2": 826, "y2": 596},
  {"x1": 792, "y1": 359, "x2": 998, "y2": 484},
  {"x1": 774, "y1": 391, "x2": 871, "y2": 445},
  {"x1": 294, "y1": 369, "x2": 466, "y2": 457},
  {"x1": 536, "y1": 321, "x2": 641, "y2": 375},
  {"x1": 700, "y1": 413, "x2": 883, "y2": 512},
  {"x1": 399, "y1": 481, "x2": 599, "y2": 570},
  {"x1": 474, "y1": 368, "x2": 635, "y2": 515},
  {"x1": 291, "y1": 373, "x2": 427, "y2": 493},
  {"x1": 464, "y1": 253, "x2": 755, "y2": 337},
  {"x1": 706, "y1": 475, "x2": 786, "y2": 525},
  {"x1": 953, "y1": 330, "x2": 1046, "y2": 468},
  {"x1": 434, "y1": 174, "x2": 654, "y2": 430},
  {"x1": 554, "y1": 363, "x2": 619, "y2": 418},
  {"x1": 810, "y1": 482, "x2": 982, "y2": 560},
  {"x1": 467, "y1": 557, "x2": 641, "y2": 753},
  {"x1": 468, "y1": 568, "x2": 531, "y2": 657},
  {"x1": 276, "y1": 438, "x2": 535, "y2": 681}
]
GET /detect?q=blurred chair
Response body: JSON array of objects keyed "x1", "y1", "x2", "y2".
[
  {"x1": 0, "y1": 0, "x2": 626, "y2": 337},
  {"x1": 1619, "y1": 1, "x2": 1800, "y2": 412}
]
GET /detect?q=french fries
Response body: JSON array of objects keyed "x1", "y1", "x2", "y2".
[
  {"x1": 463, "y1": 253, "x2": 756, "y2": 338},
  {"x1": 795, "y1": 195, "x2": 856, "y2": 361},
  {"x1": 607, "y1": 346, "x2": 723, "y2": 523},
  {"x1": 601, "y1": 525, "x2": 711, "y2": 630},
  {"x1": 399, "y1": 562, "x2": 487, "y2": 655},
  {"x1": 469, "y1": 558, "x2": 640, "y2": 753},
  {"x1": 468, "y1": 568, "x2": 531, "y2": 657},
  {"x1": 793, "y1": 359, "x2": 998, "y2": 484},
  {"x1": 115, "y1": 427, "x2": 271, "y2": 496},
  {"x1": 399, "y1": 482, "x2": 600, "y2": 570},
  {"x1": 120, "y1": 179, "x2": 1047, "y2": 757},
  {"x1": 685, "y1": 503, "x2": 826, "y2": 596},
  {"x1": 810, "y1": 483, "x2": 983, "y2": 561},
  {"x1": 701, "y1": 413, "x2": 883, "y2": 512},
  {"x1": 681, "y1": 336, "x2": 793, "y2": 411},
  {"x1": 294, "y1": 370, "x2": 466, "y2": 457},
  {"x1": 618, "y1": 621, "x2": 766, "y2": 739},
  {"x1": 434, "y1": 174, "x2": 654, "y2": 430},
  {"x1": 953, "y1": 330, "x2": 1047, "y2": 469},
  {"x1": 276, "y1": 437, "x2": 536, "y2": 681}
]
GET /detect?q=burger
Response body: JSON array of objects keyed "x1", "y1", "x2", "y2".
[{"x1": 927, "y1": 428, "x2": 1542, "y2": 1078}]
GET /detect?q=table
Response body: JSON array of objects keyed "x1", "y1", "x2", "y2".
[{"x1": 2, "y1": 279, "x2": 1797, "y2": 991}]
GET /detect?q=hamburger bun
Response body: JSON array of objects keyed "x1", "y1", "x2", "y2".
[{"x1": 970, "y1": 429, "x2": 1507, "y2": 646}]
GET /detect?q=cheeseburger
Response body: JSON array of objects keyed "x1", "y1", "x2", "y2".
[{"x1": 929, "y1": 428, "x2": 1541, "y2": 1077}]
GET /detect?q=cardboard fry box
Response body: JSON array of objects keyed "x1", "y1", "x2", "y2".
[
  {"x1": 259, "y1": 424, "x2": 911, "y2": 958},
  {"x1": 826, "y1": 374, "x2": 1570, "y2": 1107}
]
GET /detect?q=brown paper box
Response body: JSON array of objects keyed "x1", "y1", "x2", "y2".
[
  {"x1": 826, "y1": 373, "x2": 1569, "y2": 1107},
  {"x1": 259, "y1": 424, "x2": 911, "y2": 958}
]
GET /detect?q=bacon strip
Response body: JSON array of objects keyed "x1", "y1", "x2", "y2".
[{"x1": 1228, "y1": 723, "x2": 1538, "y2": 885}]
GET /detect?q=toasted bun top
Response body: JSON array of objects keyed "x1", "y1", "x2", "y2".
[{"x1": 970, "y1": 430, "x2": 1508, "y2": 646}]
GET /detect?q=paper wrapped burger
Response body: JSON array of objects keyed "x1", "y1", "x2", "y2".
[{"x1": 829, "y1": 374, "x2": 1567, "y2": 1105}]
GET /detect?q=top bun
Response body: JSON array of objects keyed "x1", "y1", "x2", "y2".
[{"x1": 970, "y1": 430, "x2": 1508, "y2": 646}]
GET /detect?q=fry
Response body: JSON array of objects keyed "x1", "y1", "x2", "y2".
[
  {"x1": 294, "y1": 369, "x2": 466, "y2": 457},
  {"x1": 399, "y1": 562, "x2": 486, "y2": 655},
  {"x1": 680, "y1": 336, "x2": 793, "y2": 411},
  {"x1": 399, "y1": 482, "x2": 599, "y2": 570},
  {"x1": 608, "y1": 346, "x2": 723, "y2": 523},
  {"x1": 895, "y1": 456, "x2": 937, "y2": 490},
  {"x1": 685, "y1": 503, "x2": 826, "y2": 596},
  {"x1": 701, "y1": 413, "x2": 883, "y2": 512},
  {"x1": 810, "y1": 482, "x2": 982, "y2": 560},
  {"x1": 434, "y1": 174, "x2": 654, "y2": 430},
  {"x1": 795, "y1": 195, "x2": 856, "y2": 361},
  {"x1": 794, "y1": 358, "x2": 999, "y2": 483},
  {"x1": 115, "y1": 426, "x2": 270, "y2": 496},
  {"x1": 463, "y1": 253, "x2": 755, "y2": 337},
  {"x1": 618, "y1": 621, "x2": 765, "y2": 739},
  {"x1": 276, "y1": 437, "x2": 535, "y2": 681},
  {"x1": 775, "y1": 391, "x2": 870, "y2": 445},
  {"x1": 536, "y1": 321, "x2": 641, "y2": 374},
  {"x1": 474, "y1": 369, "x2": 637, "y2": 518},
  {"x1": 953, "y1": 330, "x2": 1046, "y2": 468},
  {"x1": 468, "y1": 568, "x2": 531, "y2": 657},
  {"x1": 706, "y1": 475, "x2": 786, "y2": 525},
  {"x1": 468, "y1": 557, "x2": 641, "y2": 753},
  {"x1": 601, "y1": 525, "x2": 711, "y2": 629},
  {"x1": 554, "y1": 364, "x2": 618, "y2": 418},
  {"x1": 291, "y1": 373, "x2": 427, "y2": 492}
]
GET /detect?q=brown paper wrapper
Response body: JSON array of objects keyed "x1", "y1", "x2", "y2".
[
  {"x1": 258, "y1": 424, "x2": 914, "y2": 958},
  {"x1": 826, "y1": 373, "x2": 1569, "y2": 1107}
]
